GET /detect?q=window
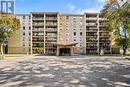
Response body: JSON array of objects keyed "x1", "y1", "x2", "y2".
[
  {"x1": 23, "y1": 16, "x2": 25, "y2": 19},
  {"x1": 80, "y1": 39, "x2": 82, "y2": 41},
  {"x1": 29, "y1": 32, "x2": 31, "y2": 35},
  {"x1": 29, "y1": 16, "x2": 31, "y2": 19},
  {"x1": 66, "y1": 28, "x2": 68, "y2": 30},
  {"x1": 80, "y1": 22, "x2": 83, "y2": 25},
  {"x1": 74, "y1": 32, "x2": 76, "y2": 36},
  {"x1": 80, "y1": 32, "x2": 82, "y2": 36},
  {"x1": 73, "y1": 21, "x2": 76, "y2": 23},
  {"x1": 73, "y1": 26, "x2": 76, "y2": 28},
  {"x1": 23, "y1": 32, "x2": 25, "y2": 35},
  {"x1": 29, "y1": 38, "x2": 31, "y2": 41},
  {"x1": 29, "y1": 27, "x2": 31, "y2": 30},
  {"x1": 23, "y1": 26, "x2": 25, "y2": 30},
  {"x1": 66, "y1": 33, "x2": 69, "y2": 36},
  {"x1": 73, "y1": 17, "x2": 76, "y2": 20},
  {"x1": 23, "y1": 43, "x2": 25, "y2": 46},
  {"x1": 29, "y1": 43, "x2": 31, "y2": 46},
  {"x1": 23, "y1": 37, "x2": 25, "y2": 41},
  {"x1": 80, "y1": 17, "x2": 83, "y2": 20},
  {"x1": 66, "y1": 16, "x2": 69, "y2": 19}
]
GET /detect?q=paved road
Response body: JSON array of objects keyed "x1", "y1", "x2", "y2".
[{"x1": 0, "y1": 56, "x2": 130, "y2": 87}]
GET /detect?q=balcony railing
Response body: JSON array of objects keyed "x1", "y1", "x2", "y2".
[
  {"x1": 86, "y1": 18, "x2": 97, "y2": 20},
  {"x1": 86, "y1": 46, "x2": 98, "y2": 49},
  {"x1": 46, "y1": 17, "x2": 57, "y2": 20},
  {"x1": 86, "y1": 29, "x2": 98, "y2": 32},
  {"x1": 33, "y1": 23, "x2": 44, "y2": 26},
  {"x1": 33, "y1": 45, "x2": 44, "y2": 47},
  {"x1": 46, "y1": 40, "x2": 57, "y2": 42},
  {"x1": 32, "y1": 40, "x2": 44, "y2": 42},
  {"x1": 46, "y1": 23, "x2": 57, "y2": 26},
  {"x1": 45, "y1": 28, "x2": 57, "y2": 31},
  {"x1": 86, "y1": 34, "x2": 97, "y2": 36},
  {"x1": 33, "y1": 33, "x2": 44, "y2": 36},
  {"x1": 46, "y1": 33, "x2": 57, "y2": 37},
  {"x1": 33, "y1": 28, "x2": 44, "y2": 31},
  {"x1": 33, "y1": 17, "x2": 44, "y2": 20}
]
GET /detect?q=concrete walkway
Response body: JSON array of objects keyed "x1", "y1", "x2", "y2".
[{"x1": 0, "y1": 56, "x2": 130, "y2": 87}]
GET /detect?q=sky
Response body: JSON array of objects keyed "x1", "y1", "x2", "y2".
[{"x1": 14, "y1": 0, "x2": 106, "y2": 14}]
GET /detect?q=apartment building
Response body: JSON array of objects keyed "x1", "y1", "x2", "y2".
[
  {"x1": 31, "y1": 12, "x2": 58, "y2": 55},
  {"x1": 8, "y1": 14, "x2": 32, "y2": 54},
  {"x1": 57, "y1": 14, "x2": 86, "y2": 56},
  {"x1": 85, "y1": 13, "x2": 111, "y2": 54},
  {"x1": 7, "y1": 12, "x2": 119, "y2": 55}
]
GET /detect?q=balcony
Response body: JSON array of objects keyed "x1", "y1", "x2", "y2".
[
  {"x1": 86, "y1": 46, "x2": 98, "y2": 49},
  {"x1": 86, "y1": 29, "x2": 98, "y2": 32},
  {"x1": 32, "y1": 17, "x2": 44, "y2": 20},
  {"x1": 46, "y1": 17, "x2": 57, "y2": 21},
  {"x1": 32, "y1": 23, "x2": 44, "y2": 27},
  {"x1": 33, "y1": 40, "x2": 44, "y2": 42},
  {"x1": 32, "y1": 33, "x2": 44, "y2": 36},
  {"x1": 99, "y1": 18, "x2": 107, "y2": 22},
  {"x1": 46, "y1": 33, "x2": 57, "y2": 37},
  {"x1": 33, "y1": 43, "x2": 44, "y2": 47},
  {"x1": 33, "y1": 28, "x2": 44, "y2": 31},
  {"x1": 86, "y1": 34, "x2": 97, "y2": 36},
  {"x1": 86, "y1": 23, "x2": 97, "y2": 27},
  {"x1": 100, "y1": 35, "x2": 110, "y2": 37},
  {"x1": 86, "y1": 40, "x2": 98, "y2": 42},
  {"x1": 46, "y1": 23, "x2": 57, "y2": 26},
  {"x1": 46, "y1": 39, "x2": 57, "y2": 42},
  {"x1": 45, "y1": 28, "x2": 57, "y2": 31},
  {"x1": 86, "y1": 18, "x2": 97, "y2": 20},
  {"x1": 99, "y1": 40, "x2": 111, "y2": 43},
  {"x1": 32, "y1": 36, "x2": 44, "y2": 37}
]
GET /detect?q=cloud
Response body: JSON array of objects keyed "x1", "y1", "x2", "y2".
[
  {"x1": 67, "y1": 0, "x2": 106, "y2": 14},
  {"x1": 78, "y1": 4, "x2": 104, "y2": 13},
  {"x1": 97, "y1": 0, "x2": 106, "y2": 2},
  {"x1": 67, "y1": 4, "x2": 76, "y2": 12},
  {"x1": 77, "y1": 0, "x2": 106, "y2": 13}
]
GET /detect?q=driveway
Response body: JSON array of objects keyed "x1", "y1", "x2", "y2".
[{"x1": 0, "y1": 56, "x2": 130, "y2": 87}]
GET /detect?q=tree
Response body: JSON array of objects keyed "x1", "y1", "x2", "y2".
[
  {"x1": 101, "y1": 0, "x2": 130, "y2": 55},
  {"x1": 0, "y1": 13, "x2": 20, "y2": 58}
]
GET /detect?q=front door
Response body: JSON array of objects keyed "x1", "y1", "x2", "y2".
[{"x1": 59, "y1": 48, "x2": 71, "y2": 56}]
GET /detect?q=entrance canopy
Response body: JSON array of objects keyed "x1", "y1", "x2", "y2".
[
  {"x1": 57, "y1": 43, "x2": 78, "y2": 56},
  {"x1": 57, "y1": 43, "x2": 78, "y2": 46}
]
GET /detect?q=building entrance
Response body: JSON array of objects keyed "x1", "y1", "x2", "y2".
[{"x1": 59, "y1": 48, "x2": 71, "y2": 56}]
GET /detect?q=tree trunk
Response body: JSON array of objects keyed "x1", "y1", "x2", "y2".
[
  {"x1": 0, "y1": 43, "x2": 4, "y2": 59},
  {"x1": 123, "y1": 46, "x2": 127, "y2": 55}
]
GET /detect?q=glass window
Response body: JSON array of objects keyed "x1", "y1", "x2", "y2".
[
  {"x1": 23, "y1": 43, "x2": 25, "y2": 46},
  {"x1": 23, "y1": 37, "x2": 25, "y2": 41},
  {"x1": 23, "y1": 32, "x2": 25, "y2": 35},
  {"x1": 23, "y1": 16, "x2": 25, "y2": 19},
  {"x1": 80, "y1": 32, "x2": 82, "y2": 36},
  {"x1": 29, "y1": 32, "x2": 31, "y2": 35},
  {"x1": 74, "y1": 32, "x2": 76, "y2": 36},
  {"x1": 23, "y1": 26, "x2": 25, "y2": 30},
  {"x1": 29, "y1": 16, "x2": 31, "y2": 19},
  {"x1": 29, "y1": 27, "x2": 31, "y2": 30}
]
